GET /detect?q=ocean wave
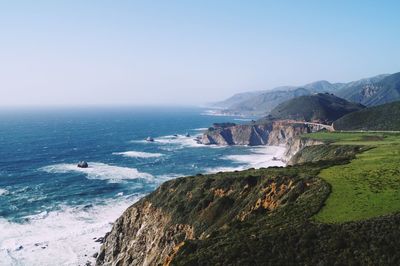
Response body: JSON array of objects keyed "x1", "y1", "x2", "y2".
[
  {"x1": 130, "y1": 134, "x2": 204, "y2": 150},
  {"x1": 112, "y1": 151, "x2": 164, "y2": 158},
  {"x1": 206, "y1": 146, "x2": 286, "y2": 173},
  {"x1": 234, "y1": 118, "x2": 253, "y2": 121},
  {"x1": 0, "y1": 188, "x2": 9, "y2": 196},
  {"x1": 156, "y1": 134, "x2": 202, "y2": 148},
  {"x1": 40, "y1": 162, "x2": 154, "y2": 183},
  {"x1": 223, "y1": 146, "x2": 286, "y2": 169},
  {"x1": 205, "y1": 166, "x2": 245, "y2": 174},
  {"x1": 129, "y1": 133, "x2": 227, "y2": 150},
  {"x1": 0, "y1": 196, "x2": 141, "y2": 266}
]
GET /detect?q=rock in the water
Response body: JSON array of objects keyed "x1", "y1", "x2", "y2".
[
  {"x1": 77, "y1": 161, "x2": 88, "y2": 168},
  {"x1": 95, "y1": 237, "x2": 105, "y2": 243}
]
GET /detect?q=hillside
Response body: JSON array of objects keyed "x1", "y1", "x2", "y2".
[
  {"x1": 301, "y1": 131, "x2": 400, "y2": 222},
  {"x1": 269, "y1": 93, "x2": 364, "y2": 124},
  {"x1": 211, "y1": 74, "x2": 389, "y2": 115},
  {"x1": 336, "y1": 72, "x2": 400, "y2": 106},
  {"x1": 228, "y1": 87, "x2": 311, "y2": 114},
  {"x1": 333, "y1": 101, "x2": 400, "y2": 131},
  {"x1": 97, "y1": 131, "x2": 400, "y2": 265},
  {"x1": 211, "y1": 90, "x2": 268, "y2": 109}
]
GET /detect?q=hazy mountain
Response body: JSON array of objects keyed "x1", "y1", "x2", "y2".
[
  {"x1": 336, "y1": 73, "x2": 399, "y2": 106},
  {"x1": 213, "y1": 74, "x2": 391, "y2": 115},
  {"x1": 228, "y1": 87, "x2": 311, "y2": 114}
]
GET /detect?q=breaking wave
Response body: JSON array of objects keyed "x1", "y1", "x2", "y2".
[
  {"x1": 112, "y1": 151, "x2": 164, "y2": 158},
  {"x1": 40, "y1": 162, "x2": 154, "y2": 183}
]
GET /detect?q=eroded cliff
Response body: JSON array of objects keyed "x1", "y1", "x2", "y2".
[
  {"x1": 97, "y1": 154, "x2": 400, "y2": 265},
  {"x1": 199, "y1": 121, "x2": 323, "y2": 147},
  {"x1": 97, "y1": 165, "x2": 330, "y2": 266},
  {"x1": 97, "y1": 142, "x2": 400, "y2": 265}
]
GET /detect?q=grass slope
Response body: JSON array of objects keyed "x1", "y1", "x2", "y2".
[
  {"x1": 333, "y1": 100, "x2": 400, "y2": 131},
  {"x1": 302, "y1": 132, "x2": 400, "y2": 223}
]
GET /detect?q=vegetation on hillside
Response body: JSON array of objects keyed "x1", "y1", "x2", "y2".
[
  {"x1": 337, "y1": 72, "x2": 400, "y2": 106},
  {"x1": 333, "y1": 100, "x2": 400, "y2": 131},
  {"x1": 212, "y1": 73, "x2": 395, "y2": 116},
  {"x1": 302, "y1": 131, "x2": 400, "y2": 223},
  {"x1": 98, "y1": 130, "x2": 400, "y2": 265},
  {"x1": 133, "y1": 132, "x2": 400, "y2": 264},
  {"x1": 269, "y1": 93, "x2": 364, "y2": 124}
]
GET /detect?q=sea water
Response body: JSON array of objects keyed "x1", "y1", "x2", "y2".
[{"x1": 0, "y1": 107, "x2": 285, "y2": 265}]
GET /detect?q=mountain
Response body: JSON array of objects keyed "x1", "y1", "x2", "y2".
[
  {"x1": 336, "y1": 72, "x2": 400, "y2": 106},
  {"x1": 269, "y1": 93, "x2": 365, "y2": 124},
  {"x1": 228, "y1": 87, "x2": 311, "y2": 114},
  {"x1": 333, "y1": 101, "x2": 400, "y2": 131},
  {"x1": 225, "y1": 81, "x2": 344, "y2": 115},
  {"x1": 213, "y1": 74, "x2": 390, "y2": 116},
  {"x1": 211, "y1": 90, "x2": 268, "y2": 109}
]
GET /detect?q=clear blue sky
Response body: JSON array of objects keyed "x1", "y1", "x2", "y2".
[{"x1": 1, "y1": 0, "x2": 399, "y2": 106}]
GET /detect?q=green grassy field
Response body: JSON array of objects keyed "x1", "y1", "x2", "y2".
[{"x1": 302, "y1": 131, "x2": 400, "y2": 223}]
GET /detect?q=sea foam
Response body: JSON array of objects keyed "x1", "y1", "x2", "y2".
[
  {"x1": 113, "y1": 151, "x2": 164, "y2": 158},
  {"x1": 40, "y1": 162, "x2": 154, "y2": 183},
  {"x1": 0, "y1": 196, "x2": 140, "y2": 266},
  {"x1": 0, "y1": 188, "x2": 9, "y2": 196},
  {"x1": 206, "y1": 146, "x2": 286, "y2": 173}
]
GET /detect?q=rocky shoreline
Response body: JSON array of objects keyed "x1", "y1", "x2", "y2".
[
  {"x1": 95, "y1": 121, "x2": 327, "y2": 266},
  {"x1": 198, "y1": 120, "x2": 324, "y2": 163}
]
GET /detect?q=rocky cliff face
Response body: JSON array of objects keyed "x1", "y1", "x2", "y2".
[
  {"x1": 283, "y1": 137, "x2": 324, "y2": 163},
  {"x1": 96, "y1": 201, "x2": 194, "y2": 266},
  {"x1": 96, "y1": 138, "x2": 399, "y2": 265},
  {"x1": 200, "y1": 121, "x2": 322, "y2": 147},
  {"x1": 96, "y1": 167, "x2": 329, "y2": 266}
]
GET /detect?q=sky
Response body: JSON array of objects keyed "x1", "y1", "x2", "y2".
[{"x1": 0, "y1": 0, "x2": 400, "y2": 106}]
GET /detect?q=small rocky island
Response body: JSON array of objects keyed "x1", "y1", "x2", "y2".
[{"x1": 77, "y1": 161, "x2": 88, "y2": 168}]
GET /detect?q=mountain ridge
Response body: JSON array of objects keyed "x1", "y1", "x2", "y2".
[{"x1": 212, "y1": 73, "x2": 393, "y2": 115}]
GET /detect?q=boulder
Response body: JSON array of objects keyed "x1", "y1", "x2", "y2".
[{"x1": 77, "y1": 161, "x2": 88, "y2": 168}]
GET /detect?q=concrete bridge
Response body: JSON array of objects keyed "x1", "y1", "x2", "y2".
[{"x1": 276, "y1": 120, "x2": 335, "y2": 132}]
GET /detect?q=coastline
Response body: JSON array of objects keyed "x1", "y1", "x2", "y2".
[{"x1": 0, "y1": 142, "x2": 287, "y2": 266}]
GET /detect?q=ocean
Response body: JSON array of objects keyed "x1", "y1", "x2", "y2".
[{"x1": 0, "y1": 107, "x2": 285, "y2": 265}]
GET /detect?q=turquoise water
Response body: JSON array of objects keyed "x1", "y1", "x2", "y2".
[{"x1": 0, "y1": 107, "x2": 284, "y2": 265}]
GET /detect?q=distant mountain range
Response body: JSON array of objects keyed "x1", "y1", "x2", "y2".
[{"x1": 212, "y1": 72, "x2": 400, "y2": 115}]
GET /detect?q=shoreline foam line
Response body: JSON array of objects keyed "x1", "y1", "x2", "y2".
[
  {"x1": 113, "y1": 151, "x2": 164, "y2": 158},
  {"x1": 40, "y1": 162, "x2": 154, "y2": 183},
  {"x1": 0, "y1": 196, "x2": 141, "y2": 266}
]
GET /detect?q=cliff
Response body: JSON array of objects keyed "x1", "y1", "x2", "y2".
[
  {"x1": 97, "y1": 148, "x2": 400, "y2": 265},
  {"x1": 199, "y1": 121, "x2": 323, "y2": 146},
  {"x1": 97, "y1": 165, "x2": 331, "y2": 266},
  {"x1": 96, "y1": 201, "x2": 194, "y2": 266}
]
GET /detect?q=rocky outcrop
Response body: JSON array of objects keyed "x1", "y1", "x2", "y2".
[
  {"x1": 96, "y1": 201, "x2": 194, "y2": 266},
  {"x1": 96, "y1": 170, "x2": 326, "y2": 266},
  {"x1": 200, "y1": 121, "x2": 322, "y2": 147},
  {"x1": 77, "y1": 161, "x2": 88, "y2": 168},
  {"x1": 200, "y1": 124, "x2": 271, "y2": 145},
  {"x1": 283, "y1": 137, "x2": 324, "y2": 163}
]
